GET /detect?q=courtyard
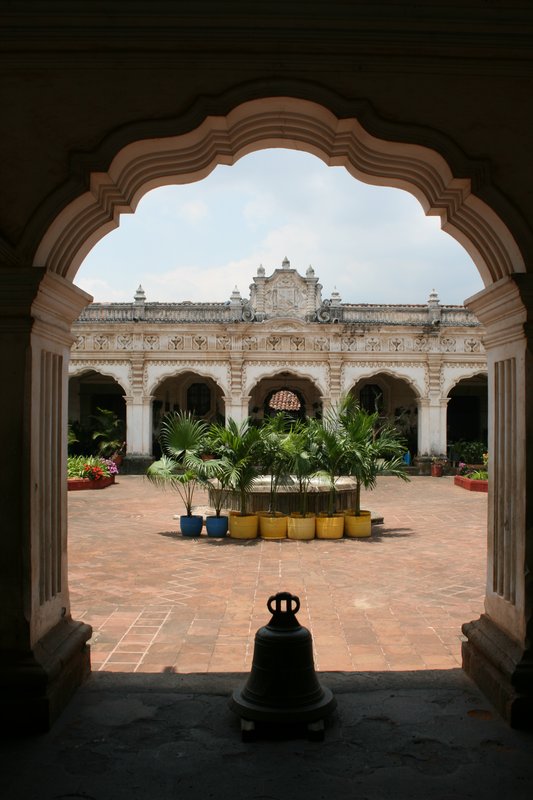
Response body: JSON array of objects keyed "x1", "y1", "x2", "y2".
[{"x1": 69, "y1": 474, "x2": 487, "y2": 675}]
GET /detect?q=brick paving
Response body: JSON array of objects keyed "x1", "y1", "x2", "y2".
[{"x1": 68, "y1": 475, "x2": 487, "y2": 674}]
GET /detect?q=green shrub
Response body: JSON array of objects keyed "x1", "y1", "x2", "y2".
[
  {"x1": 452, "y1": 440, "x2": 486, "y2": 464},
  {"x1": 467, "y1": 469, "x2": 488, "y2": 480},
  {"x1": 67, "y1": 455, "x2": 114, "y2": 479}
]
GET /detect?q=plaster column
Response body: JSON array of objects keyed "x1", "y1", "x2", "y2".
[
  {"x1": 328, "y1": 354, "x2": 343, "y2": 409},
  {"x1": 417, "y1": 397, "x2": 448, "y2": 456},
  {"x1": 226, "y1": 351, "x2": 248, "y2": 423},
  {"x1": 417, "y1": 354, "x2": 447, "y2": 456},
  {"x1": 224, "y1": 396, "x2": 250, "y2": 424},
  {"x1": 0, "y1": 268, "x2": 92, "y2": 732},
  {"x1": 124, "y1": 394, "x2": 153, "y2": 455},
  {"x1": 462, "y1": 275, "x2": 533, "y2": 728}
]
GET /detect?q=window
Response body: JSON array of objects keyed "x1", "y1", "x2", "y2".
[
  {"x1": 187, "y1": 383, "x2": 211, "y2": 416},
  {"x1": 359, "y1": 383, "x2": 384, "y2": 414}
]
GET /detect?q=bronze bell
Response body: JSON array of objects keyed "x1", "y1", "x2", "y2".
[{"x1": 230, "y1": 592, "x2": 336, "y2": 740}]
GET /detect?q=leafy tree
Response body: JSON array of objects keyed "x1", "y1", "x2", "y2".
[
  {"x1": 146, "y1": 411, "x2": 208, "y2": 516},
  {"x1": 90, "y1": 407, "x2": 125, "y2": 458},
  {"x1": 337, "y1": 395, "x2": 409, "y2": 515},
  {"x1": 207, "y1": 418, "x2": 263, "y2": 515},
  {"x1": 257, "y1": 413, "x2": 292, "y2": 515},
  {"x1": 282, "y1": 420, "x2": 320, "y2": 516}
]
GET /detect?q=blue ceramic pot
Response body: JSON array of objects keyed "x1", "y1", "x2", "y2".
[
  {"x1": 205, "y1": 515, "x2": 229, "y2": 537},
  {"x1": 180, "y1": 514, "x2": 203, "y2": 537}
]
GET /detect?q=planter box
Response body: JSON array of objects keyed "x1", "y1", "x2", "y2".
[
  {"x1": 68, "y1": 476, "x2": 115, "y2": 491},
  {"x1": 454, "y1": 475, "x2": 488, "y2": 493}
]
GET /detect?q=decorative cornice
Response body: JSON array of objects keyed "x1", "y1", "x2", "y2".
[
  {"x1": 466, "y1": 275, "x2": 531, "y2": 348},
  {"x1": 343, "y1": 360, "x2": 425, "y2": 370}
]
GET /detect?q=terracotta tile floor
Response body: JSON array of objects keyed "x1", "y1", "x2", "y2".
[{"x1": 69, "y1": 475, "x2": 487, "y2": 674}]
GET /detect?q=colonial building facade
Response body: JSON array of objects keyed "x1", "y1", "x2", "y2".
[
  {"x1": 4, "y1": 4, "x2": 533, "y2": 732},
  {"x1": 69, "y1": 258, "x2": 487, "y2": 467}
]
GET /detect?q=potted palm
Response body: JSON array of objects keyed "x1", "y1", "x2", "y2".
[
  {"x1": 284, "y1": 420, "x2": 319, "y2": 540},
  {"x1": 312, "y1": 411, "x2": 346, "y2": 538},
  {"x1": 257, "y1": 413, "x2": 292, "y2": 539},
  {"x1": 338, "y1": 396, "x2": 409, "y2": 537},
  {"x1": 200, "y1": 456, "x2": 233, "y2": 537},
  {"x1": 207, "y1": 418, "x2": 263, "y2": 539},
  {"x1": 146, "y1": 411, "x2": 208, "y2": 536}
]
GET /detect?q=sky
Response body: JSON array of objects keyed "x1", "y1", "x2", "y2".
[{"x1": 77, "y1": 149, "x2": 484, "y2": 307}]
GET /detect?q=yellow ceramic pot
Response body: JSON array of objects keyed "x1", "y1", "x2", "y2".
[
  {"x1": 258, "y1": 512, "x2": 287, "y2": 539},
  {"x1": 344, "y1": 509, "x2": 372, "y2": 538},
  {"x1": 287, "y1": 513, "x2": 316, "y2": 540},
  {"x1": 229, "y1": 512, "x2": 259, "y2": 539},
  {"x1": 315, "y1": 513, "x2": 344, "y2": 539}
]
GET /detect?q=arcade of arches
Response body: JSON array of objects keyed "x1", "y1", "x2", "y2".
[
  {"x1": 69, "y1": 263, "x2": 487, "y2": 466},
  {"x1": 2, "y1": 5, "x2": 533, "y2": 733}
]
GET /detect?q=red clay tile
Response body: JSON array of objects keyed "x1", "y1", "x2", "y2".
[{"x1": 69, "y1": 475, "x2": 487, "y2": 675}]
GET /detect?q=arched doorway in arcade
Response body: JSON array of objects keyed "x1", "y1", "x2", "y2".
[
  {"x1": 447, "y1": 374, "x2": 488, "y2": 457},
  {"x1": 350, "y1": 374, "x2": 419, "y2": 458},
  {"x1": 248, "y1": 373, "x2": 323, "y2": 424},
  {"x1": 68, "y1": 370, "x2": 126, "y2": 455},
  {"x1": 12, "y1": 95, "x2": 531, "y2": 730},
  {"x1": 152, "y1": 372, "x2": 225, "y2": 454},
  {"x1": 264, "y1": 388, "x2": 306, "y2": 420}
]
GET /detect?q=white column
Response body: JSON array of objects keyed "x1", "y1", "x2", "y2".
[
  {"x1": 226, "y1": 351, "x2": 248, "y2": 422},
  {"x1": 224, "y1": 396, "x2": 250, "y2": 424},
  {"x1": 328, "y1": 354, "x2": 343, "y2": 409},
  {"x1": 125, "y1": 394, "x2": 153, "y2": 455},
  {"x1": 417, "y1": 397, "x2": 448, "y2": 455}
]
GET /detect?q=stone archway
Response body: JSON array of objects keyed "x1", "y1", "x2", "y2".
[
  {"x1": 68, "y1": 369, "x2": 126, "y2": 456},
  {"x1": 249, "y1": 372, "x2": 323, "y2": 423},
  {"x1": 152, "y1": 371, "x2": 225, "y2": 457},
  {"x1": 8, "y1": 95, "x2": 533, "y2": 730},
  {"x1": 447, "y1": 373, "x2": 489, "y2": 454},
  {"x1": 350, "y1": 373, "x2": 419, "y2": 458}
]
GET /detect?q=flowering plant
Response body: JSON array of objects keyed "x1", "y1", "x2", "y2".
[
  {"x1": 67, "y1": 455, "x2": 114, "y2": 479},
  {"x1": 83, "y1": 463, "x2": 104, "y2": 481},
  {"x1": 102, "y1": 458, "x2": 119, "y2": 475},
  {"x1": 457, "y1": 453, "x2": 489, "y2": 480}
]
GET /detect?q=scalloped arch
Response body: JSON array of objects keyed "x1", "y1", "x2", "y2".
[
  {"x1": 347, "y1": 367, "x2": 423, "y2": 399},
  {"x1": 34, "y1": 98, "x2": 524, "y2": 287},
  {"x1": 442, "y1": 367, "x2": 488, "y2": 398},
  {"x1": 68, "y1": 363, "x2": 129, "y2": 394},
  {"x1": 245, "y1": 365, "x2": 326, "y2": 397},
  {"x1": 148, "y1": 365, "x2": 228, "y2": 397}
]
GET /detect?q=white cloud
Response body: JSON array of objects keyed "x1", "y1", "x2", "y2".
[
  {"x1": 177, "y1": 199, "x2": 209, "y2": 224},
  {"x1": 77, "y1": 149, "x2": 484, "y2": 306}
]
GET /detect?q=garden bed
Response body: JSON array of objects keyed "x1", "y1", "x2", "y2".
[
  {"x1": 454, "y1": 475, "x2": 488, "y2": 493},
  {"x1": 68, "y1": 476, "x2": 115, "y2": 491}
]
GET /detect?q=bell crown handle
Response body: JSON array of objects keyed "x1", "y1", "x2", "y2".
[{"x1": 267, "y1": 592, "x2": 301, "y2": 616}]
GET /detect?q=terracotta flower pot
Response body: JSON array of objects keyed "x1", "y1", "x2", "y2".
[
  {"x1": 344, "y1": 509, "x2": 372, "y2": 538},
  {"x1": 258, "y1": 512, "x2": 287, "y2": 539},
  {"x1": 229, "y1": 512, "x2": 258, "y2": 539},
  {"x1": 315, "y1": 513, "x2": 344, "y2": 539},
  {"x1": 287, "y1": 513, "x2": 316, "y2": 540}
]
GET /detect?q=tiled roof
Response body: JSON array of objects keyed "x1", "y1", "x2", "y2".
[{"x1": 268, "y1": 390, "x2": 301, "y2": 410}]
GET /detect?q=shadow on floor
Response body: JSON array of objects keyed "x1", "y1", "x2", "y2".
[{"x1": 2, "y1": 670, "x2": 532, "y2": 800}]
